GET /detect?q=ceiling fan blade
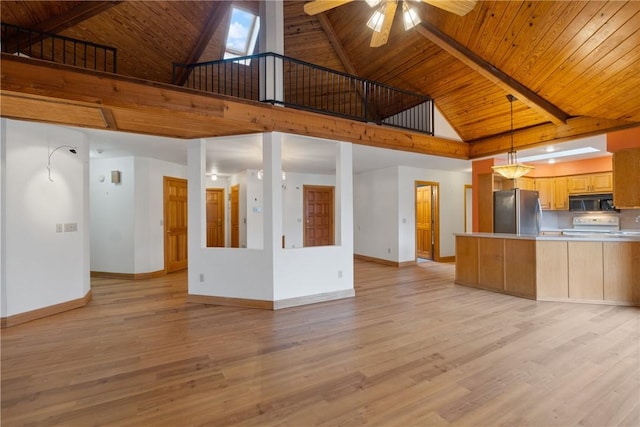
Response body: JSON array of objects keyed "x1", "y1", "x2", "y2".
[
  {"x1": 303, "y1": 0, "x2": 355, "y2": 15},
  {"x1": 370, "y1": 0, "x2": 397, "y2": 47},
  {"x1": 421, "y1": 0, "x2": 476, "y2": 16}
]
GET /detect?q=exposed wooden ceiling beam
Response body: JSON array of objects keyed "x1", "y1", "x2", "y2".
[
  {"x1": 2, "y1": 1, "x2": 123, "y2": 54},
  {"x1": 35, "y1": 1, "x2": 122, "y2": 34},
  {"x1": 172, "y1": 2, "x2": 232, "y2": 86},
  {"x1": 315, "y1": 14, "x2": 388, "y2": 122},
  {"x1": 1, "y1": 55, "x2": 469, "y2": 159},
  {"x1": 469, "y1": 116, "x2": 640, "y2": 158},
  {"x1": 416, "y1": 20, "x2": 570, "y2": 126},
  {"x1": 316, "y1": 14, "x2": 358, "y2": 76}
]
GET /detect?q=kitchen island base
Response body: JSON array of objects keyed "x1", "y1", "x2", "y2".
[{"x1": 455, "y1": 234, "x2": 640, "y2": 306}]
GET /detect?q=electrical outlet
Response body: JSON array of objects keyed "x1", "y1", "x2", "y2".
[
  {"x1": 199, "y1": 273, "x2": 204, "y2": 282},
  {"x1": 64, "y1": 223, "x2": 78, "y2": 232},
  {"x1": 338, "y1": 270, "x2": 343, "y2": 278},
  {"x1": 387, "y1": 248, "x2": 391, "y2": 254},
  {"x1": 56, "y1": 224, "x2": 63, "y2": 233}
]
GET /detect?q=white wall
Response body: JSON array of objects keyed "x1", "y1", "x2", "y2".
[
  {"x1": 398, "y1": 166, "x2": 470, "y2": 260},
  {"x1": 135, "y1": 157, "x2": 187, "y2": 272},
  {"x1": 274, "y1": 141, "x2": 354, "y2": 301},
  {"x1": 433, "y1": 104, "x2": 461, "y2": 141},
  {"x1": 90, "y1": 157, "x2": 135, "y2": 272},
  {"x1": 1, "y1": 119, "x2": 90, "y2": 317},
  {"x1": 90, "y1": 156, "x2": 187, "y2": 274},
  {"x1": 282, "y1": 172, "x2": 336, "y2": 249},
  {"x1": 354, "y1": 166, "x2": 400, "y2": 261},
  {"x1": 188, "y1": 134, "x2": 354, "y2": 305},
  {"x1": 354, "y1": 165, "x2": 471, "y2": 263}
]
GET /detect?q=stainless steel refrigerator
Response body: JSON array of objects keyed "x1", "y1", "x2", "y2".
[{"x1": 493, "y1": 189, "x2": 542, "y2": 235}]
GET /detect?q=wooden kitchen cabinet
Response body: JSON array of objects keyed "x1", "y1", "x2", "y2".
[
  {"x1": 567, "y1": 172, "x2": 612, "y2": 194},
  {"x1": 568, "y1": 241, "x2": 604, "y2": 300},
  {"x1": 497, "y1": 176, "x2": 534, "y2": 191},
  {"x1": 613, "y1": 148, "x2": 640, "y2": 208},
  {"x1": 456, "y1": 235, "x2": 638, "y2": 306},
  {"x1": 535, "y1": 177, "x2": 568, "y2": 210},
  {"x1": 478, "y1": 238, "x2": 504, "y2": 291},
  {"x1": 455, "y1": 236, "x2": 478, "y2": 286},
  {"x1": 504, "y1": 239, "x2": 536, "y2": 298},
  {"x1": 536, "y1": 241, "x2": 568, "y2": 298},
  {"x1": 603, "y1": 242, "x2": 640, "y2": 304},
  {"x1": 534, "y1": 178, "x2": 554, "y2": 210},
  {"x1": 553, "y1": 177, "x2": 569, "y2": 210}
]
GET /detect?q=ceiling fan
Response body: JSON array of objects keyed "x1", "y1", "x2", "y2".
[{"x1": 304, "y1": 0, "x2": 476, "y2": 47}]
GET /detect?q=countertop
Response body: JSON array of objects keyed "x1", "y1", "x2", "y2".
[{"x1": 455, "y1": 232, "x2": 640, "y2": 242}]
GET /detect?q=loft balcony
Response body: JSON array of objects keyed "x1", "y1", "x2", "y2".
[{"x1": 2, "y1": 22, "x2": 433, "y2": 137}]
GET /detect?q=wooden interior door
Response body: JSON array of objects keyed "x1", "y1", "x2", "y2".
[
  {"x1": 303, "y1": 185, "x2": 334, "y2": 247},
  {"x1": 416, "y1": 185, "x2": 433, "y2": 259},
  {"x1": 206, "y1": 188, "x2": 225, "y2": 247},
  {"x1": 164, "y1": 177, "x2": 188, "y2": 273},
  {"x1": 230, "y1": 184, "x2": 239, "y2": 248}
]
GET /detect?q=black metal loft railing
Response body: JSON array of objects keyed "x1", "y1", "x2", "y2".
[
  {"x1": 173, "y1": 53, "x2": 433, "y2": 135},
  {"x1": 1, "y1": 23, "x2": 117, "y2": 73}
]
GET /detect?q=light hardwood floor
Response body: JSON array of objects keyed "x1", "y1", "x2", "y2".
[{"x1": 1, "y1": 260, "x2": 639, "y2": 426}]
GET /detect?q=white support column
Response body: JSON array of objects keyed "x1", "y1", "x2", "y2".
[
  {"x1": 259, "y1": 0, "x2": 284, "y2": 104},
  {"x1": 262, "y1": 132, "x2": 283, "y2": 254},
  {"x1": 335, "y1": 142, "x2": 354, "y2": 250},
  {"x1": 187, "y1": 138, "x2": 206, "y2": 288}
]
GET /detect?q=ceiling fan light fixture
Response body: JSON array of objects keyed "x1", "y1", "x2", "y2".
[
  {"x1": 402, "y1": 2, "x2": 421, "y2": 31},
  {"x1": 366, "y1": 3, "x2": 386, "y2": 32},
  {"x1": 492, "y1": 94, "x2": 534, "y2": 180}
]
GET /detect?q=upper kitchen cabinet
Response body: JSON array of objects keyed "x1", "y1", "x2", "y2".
[
  {"x1": 553, "y1": 178, "x2": 569, "y2": 210},
  {"x1": 502, "y1": 177, "x2": 534, "y2": 191},
  {"x1": 613, "y1": 148, "x2": 640, "y2": 208},
  {"x1": 567, "y1": 172, "x2": 612, "y2": 194},
  {"x1": 535, "y1": 178, "x2": 553, "y2": 210}
]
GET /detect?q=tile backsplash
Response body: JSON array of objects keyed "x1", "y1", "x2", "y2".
[{"x1": 541, "y1": 209, "x2": 640, "y2": 230}]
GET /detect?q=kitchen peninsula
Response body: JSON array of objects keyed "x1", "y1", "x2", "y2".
[{"x1": 455, "y1": 233, "x2": 640, "y2": 306}]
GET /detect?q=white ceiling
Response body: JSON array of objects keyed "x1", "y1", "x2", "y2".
[
  {"x1": 86, "y1": 128, "x2": 473, "y2": 175},
  {"x1": 84, "y1": 126, "x2": 610, "y2": 176}
]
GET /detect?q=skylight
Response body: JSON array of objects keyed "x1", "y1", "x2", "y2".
[{"x1": 224, "y1": 7, "x2": 260, "y2": 65}]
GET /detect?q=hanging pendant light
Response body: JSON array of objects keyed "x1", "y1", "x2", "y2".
[{"x1": 492, "y1": 95, "x2": 534, "y2": 179}]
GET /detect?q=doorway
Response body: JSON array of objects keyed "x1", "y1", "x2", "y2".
[
  {"x1": 303, "y1": 185, "x2": 334, "y2": 247},
  {"x1": 206, "y1": 188, "x2": 225, "y2": 247},
  {"x1": 164, "y1": 177, "x2": 188, "y2": 273},
  {"x1": 230, "y1": 184, "x2": 240, "y2": 248},
  {"x1": 415, "y1": 181, "x2": 440, "y2": 261}
]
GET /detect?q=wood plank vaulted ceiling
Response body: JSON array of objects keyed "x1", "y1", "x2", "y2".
[{"x1": 1, "y1": 0, "x2": 639, "y2": 159}]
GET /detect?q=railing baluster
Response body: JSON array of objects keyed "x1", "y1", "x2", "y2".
[{"x1": 166, "y1": 51, "x2": 433, "y2": 135}]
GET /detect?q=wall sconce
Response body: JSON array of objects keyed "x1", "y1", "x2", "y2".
[
  {"x1": 111, "y1": 170, "x2": 121, "y2": 184},
  {"x1": 47, "y1": 145, "x2": 77, "y2": 182}
]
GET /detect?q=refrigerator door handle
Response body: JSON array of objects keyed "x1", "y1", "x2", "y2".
[{"x1": 536, "y1": 197, "x2": 543, "y2": 235}]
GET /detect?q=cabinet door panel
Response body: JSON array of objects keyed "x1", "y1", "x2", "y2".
[
  {"x1": 504, "y1": 239, "x2": 536, "y2": 298},
  {"x1": 553, "y1": 178, "x2": 568, "y2": 210},
  {"x1": 537, "y1": 241, "x2": 568, "y2": 298},
  {"x1": 568, "y1": 242, "x2": 603, "y2": 300},
  {"x1": 591, "y1": 172, "x2": 612, "y2": 192},
  {"x1": 603, "y1": 242, "x2": 640, "y2": 303},
  {"x1": 478, "y1": 238, "x2": 504, "y2": 291},
  {"x1": 613, "y1": 149, "x2": 640, "y2": 208},
  {"x1": 535, "y1": 178, "x2": 553, "y2": 210}
]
